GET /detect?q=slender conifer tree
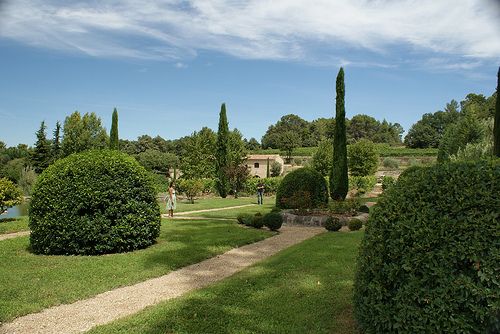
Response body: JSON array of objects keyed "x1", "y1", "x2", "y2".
[
  {"x1": 215, "y1": 103, "x2": 230, "y2": 198},
  {"x1": 330, "y1": 68, "x2": 348, "y2": 201},
  {"x1": 494, "y1": 67, "x2": 500, "y2": 157},
  {"x1": 109, "y1": 108, "x2": 119, "y2": 150}
]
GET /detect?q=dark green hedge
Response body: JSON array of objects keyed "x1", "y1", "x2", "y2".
[
  {"x1": 29, "y1": 150, "x2": 161, "y2": 255},
  {"x1": 275, "y1": 167, "x2": 328, "y2": 209},
  {"x1": 354, "y1": 159, "x2": 500, "y2": 333}
]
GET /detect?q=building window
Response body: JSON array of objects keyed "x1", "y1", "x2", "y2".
[{"x1": 254, "y1": 163, "x2": 260, "y2": 168}]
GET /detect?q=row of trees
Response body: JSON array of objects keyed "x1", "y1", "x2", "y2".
[
  {"x1": 259, "y1": 113, "x2": 404, "y2": 152},
  {"x1": 404, "y1": 93, "x2": 497, "y2": 149}
]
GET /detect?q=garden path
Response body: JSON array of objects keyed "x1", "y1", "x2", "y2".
[{"x1": 1, "y1": 210, "x2": 325, "y2": 334}]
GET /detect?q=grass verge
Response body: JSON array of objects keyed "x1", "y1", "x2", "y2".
[
  {"x1": 0, "y1": 218, "x2": 275, "y2": 323},
  {"x1": 0, "y1": 216, "x2": 29, "y2": 235},
  {"x1": 89, "y1": 231, "x2": 363, "y2": 334}
]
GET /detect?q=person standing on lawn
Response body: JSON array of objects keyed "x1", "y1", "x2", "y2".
[
  {"x1": 166, "y1": 181, "x2": 177, "y2": 217},
  {"x1": 257, "y1": 179, "x2": 264, "y2": 205}
]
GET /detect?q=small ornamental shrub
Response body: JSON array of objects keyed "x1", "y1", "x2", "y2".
[
  {"x1": 276, "y1": 167, "x2": 328, "y2": 209},
  {"x1": 250, "y1": 212, "x2": 263, "y2": 229},
  {"x1": 262, "y1": 212, "x2": 283, "y2": 231},
  {"x1": 242, "y1": 215, "x2": 252, "y2": 226},
  {"x1": 382, "y1": 157, "x2": 399, "y2": 168},
  {"x1": 29, "y1": 150, "x2": 161, "y2": 255},
  {"x1": 328, "y1": 198, "x2": 360, "y2": 215},
  {"x1": 237, "y1": 212, "x2": 247, "y2": 224},
  {"x1": 358, "y1": 204, "x2": 370, "y2": 213},
  {"x1": 354, "y1": 160, "x2": 500, "y2": 333},
  {"x1": 381, "y1": 175, "x2": 395, "y2": 191},
  {"x1": 347, "y1": 219, "x2": 363, "y2": 231},
  {"x1": 324, "y1": 217, "x2": 342, "y2": 231}
]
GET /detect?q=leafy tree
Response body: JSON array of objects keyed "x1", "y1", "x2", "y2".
[
  {"x1": 245, "y1": 137, "x2": 260, "y2": 150},
  {"x1": 348, "y1": 139, "x2": 380, "y2": 177},
  {"x1": 178, "y1": 178, "x2": 204, "y2": 204},
  {"x1": 109, "y1": 108, "x2": 119, "y2": 150},
  {"x1": 62, "y1": 111, "x2": 108, "y2": 157},
  {"x1": 32, "y1": 120, "x2": 52, "y2": 173},
  {"x1": 0, "y1": 177, "x2": 22, "y2": 214},
  {"x1": 215, "y1": 103, "x2": 230, "y2": 198},
  {"x1": 495, "y1": 67, "x2": 500, "y2": 158},
  {"x1": 330, "y1": 68, "x2": 348, "y2": 201},
  {"x1": 180, "y1": 127, "x2": 216, "y2": 180},
  {"x1": 134, "y1": 149, "x2": 179, "y2": 175},
  {"x1": 312, "y1": 138, "x2": 333, "y2": 177},
  {"x1": 438, "y1": 111, "x2": 485, "y2": 163},
  {"x1": 261, "y1": 114, "x2": 308, "y2": 149},
  {"x1": 270, "y1": 161, "x2": 282, "y2": 177},
  {"x1": 18, "y1": 165, "x2": 37, "y2": 196},
  {"x1": 224, "y1": 128, "x2": 249, "y2": 198},
  {"x1": 277, "y1": 131, "x2": 301, "y2": 162}
]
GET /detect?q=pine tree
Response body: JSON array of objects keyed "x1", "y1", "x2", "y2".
[
  {"x1": 215, "y1": 103, "x2": 230, "y2": 198},
  {"x1": 32, "y1": 120, "x2": 52, "y2": 174},
  {"x1": 330, "y1": 68, "x2": 348, "y2": 201},
  {"x1": 109, "y1": 108, "x2": 119, "y2": 150},
  {"x1": 494, "y1": 67, "x2": 500, "y2": 157}
]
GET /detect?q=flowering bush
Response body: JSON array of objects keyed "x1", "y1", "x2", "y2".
[{"x1": 280, "y1": 190, "x2": 313, "y2": 215}]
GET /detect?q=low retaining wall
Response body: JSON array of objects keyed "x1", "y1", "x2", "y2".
[{"x1": 279, "y1": 210, "x2": 369, "y2": 228}]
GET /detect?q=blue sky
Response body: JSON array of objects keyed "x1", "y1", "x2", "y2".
[{"x1": 1, "y1": 0, "x2": 499, "y2": 148}]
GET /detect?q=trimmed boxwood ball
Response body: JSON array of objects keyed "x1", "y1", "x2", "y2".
[
  {"x1": 347, "y1": 218, "x2": 362, "y2": 231},
  {"x1": 324, "y1": 217, "x2": 342, "y2": 231},
  {"x1": 262, "y1": 212, "x2": 283, "y2": 231},
  {"x1": 250, "y1": 212, "x2": 264, "y2": 229},
  {"x1": 29, "y1": 150, "x2": 161, "y2": 255},
  {"x1": 275, "y1": 167, "x2": 328, "y2": 209},
  {"x1": 354, "y1": 160, "x2": 500, "y2": 333}
]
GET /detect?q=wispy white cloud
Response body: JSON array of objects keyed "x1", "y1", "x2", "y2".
[{"x1": 0, "y1": 0, "x2": 498, "y2": 70}]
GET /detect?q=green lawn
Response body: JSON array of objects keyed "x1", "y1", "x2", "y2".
[
  {"x1": 1, "y1": 196, "x2": 364, "y2": 333},
  {"x1": 0, "y1": 216, "x2": 29, "y2": 235},
  {"x1": 89, "y1": 231, "x2": 363, "y2": 334},
  {"x1": 0, "y1": 218, "x2": 275, "y2": 323}
]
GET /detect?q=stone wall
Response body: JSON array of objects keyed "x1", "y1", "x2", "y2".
[{"x1": 280, "y1": 210, "x2": 369, "y2": 228}]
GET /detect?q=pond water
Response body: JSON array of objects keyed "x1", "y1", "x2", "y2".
[{"x1": 0, "y1": 202, "x2": 29, "y2": 219}]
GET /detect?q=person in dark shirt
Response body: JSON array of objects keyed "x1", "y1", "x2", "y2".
[{"x1": 257, "y1": 179, "x2": 264, "y2": 204}]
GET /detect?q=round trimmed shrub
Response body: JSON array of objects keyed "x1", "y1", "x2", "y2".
[
  {"x1": 262, "y1": 212, "x2": 283, "y2": 231},
  {"x1": 324, "y1": 217, "x2": 342, "y2": 231},
  {"x1": 250, "y1": 212, "x2": 263, "y2": 229},
  {"x1": 347, "y1": 218, "x2": 363, "y2": 231},
  {"x1": 276, "y1": 167, "x2": 328, "y2": 209},
  {"x1": 29, "y1": 150, "x2": 161, "y2": 255},
  {"x1": 358, "y1": 204, "x2": 370, "y2": 213},
  {"x1": 354, "y1": 160, "x2": 500, "y2": 333},
  {"x1": 237, "y1": 212, "x2": 247, "y2": 224}
]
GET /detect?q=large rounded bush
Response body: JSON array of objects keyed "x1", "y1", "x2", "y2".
[
  {"x1": 354, "y1": 160, "x2": 500, "y2": 333},
  {"x1": 275, "y1": 167, "x2": 328, "y2": 209},
  {"x1": 29, "y1": 150, "x2": 161, "y2": 255}
]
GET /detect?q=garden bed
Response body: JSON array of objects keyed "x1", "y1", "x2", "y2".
[{"x1": 280, "y1": 210, "x2": 369, "y2": 227}]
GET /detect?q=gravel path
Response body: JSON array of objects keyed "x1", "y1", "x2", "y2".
[{"x1": 0, "y1": 225, "x2": 325, "y2": 334}]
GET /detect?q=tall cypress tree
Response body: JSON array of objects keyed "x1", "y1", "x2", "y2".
[
  {"x1": 266, "y1": 157, "x2": 270, "y2": 178},
  {"x1": 33, "y1": 120, "x2": 52, "y2": 174},
  {"x1": 215, "y1": 103, "x2": 230, "y2": 198},
  {"x1": 109, "y1": 108, "x2": 119, "y2": 150},
  {"x1": 330, "y1": 68, "x2": 348, "y2": 201},
  {"x1": 494, "y1": 67, "x2": 500, "y2": 158},
  {"x1": 51, "y1": 121, "x2": 62, "y2": 163}
]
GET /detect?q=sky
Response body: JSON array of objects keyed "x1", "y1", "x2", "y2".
[{"x1": 1, "y1": 0, "x2": 499, "y2": 148}]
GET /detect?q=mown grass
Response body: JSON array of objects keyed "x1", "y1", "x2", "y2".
[
  {"x1": 0, "y1": 218, "x2": 275, "y2": 323},
  {"x1": 89, "y1": 231, "x2": 363, "y2": 334},
  {"x1": 160, "y1": 196, "x2": 261, "y2": 214},
  {"x1": 0, "y1": 216, "x2": 29, "y2": 235}
]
